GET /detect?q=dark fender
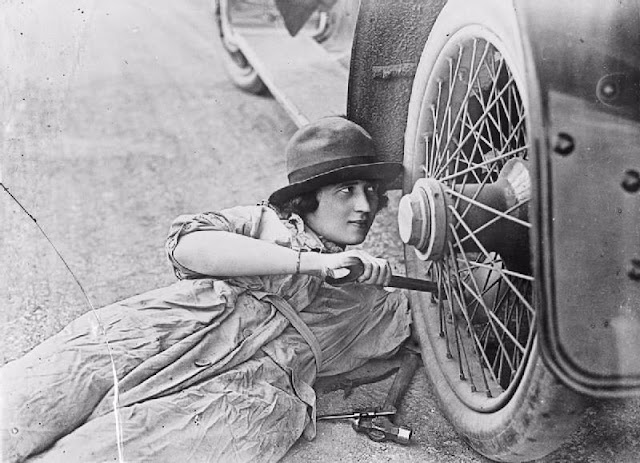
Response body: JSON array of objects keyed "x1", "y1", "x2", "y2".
[
  {"x1": 347, "y1": 0, "x2": 447, "y2": 190},
  {"x1": 516, "y1": 0, "x2": 640, "y2": 397}
]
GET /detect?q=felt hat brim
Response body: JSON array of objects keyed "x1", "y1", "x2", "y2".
[{"x1": 268, "y1": 161, "x2": 403, "y2": 204}]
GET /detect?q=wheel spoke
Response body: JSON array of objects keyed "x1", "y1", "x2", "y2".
[
  {"x1": 440, "y1": 261, "x2": 457, "y2": 359},
  {"x1": 444, "y1": 244, "x2": 503, "y2": 390},
  {"x1": 451, "y1": 146, "x2": 501, "y2": 232},
  {"x1": 432, "y1": 56, "x2": 462, "y2": 176},
  {"x1": 441, "y1": 40, "x2": 488, "y2": 162},
  {"x1": 454, "y1": 258, "x2": 534, "y2": 282},
  {"x1": 450, "y1": 227, "x2": 527, "y2": 359},
  {"x1": 458, "y1": 199, "x2": 531, "y2": 248},
  {"x1": 433, "y1": 72, "x2": 516, "y2": 179},
  {"x1": 411, "y1": 34, "x2": 535, "y2": 404},
  {"x1": 448, "y1": 205, "x2": 535, "y2": 317},
  {"x1": 433, "y1": 40, "x2": 490, "y2": 177},
  {"x1": 446, "y1": 187, "x2": 531, "y2": 228},
  {"x1": 438, "y1": 145, "x2": 528, "y2": 183}
]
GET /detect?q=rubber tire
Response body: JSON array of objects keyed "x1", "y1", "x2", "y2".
[
  {"x1": 404, "y1": 0, "x2": 589, "y2": 461},
  {"x1": 219, "y1": 49, "x2": 267, "y2": 95},
  {"x1": 215, "y1": 0, "x2": 267, "y2": 95}
]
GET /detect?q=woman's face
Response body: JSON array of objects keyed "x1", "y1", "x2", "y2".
[{"x1": 304, "y1": 179, "x2": 381, "y2": 245}]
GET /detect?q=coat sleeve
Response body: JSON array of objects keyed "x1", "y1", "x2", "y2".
[{"x1": 165, "y1": 205, "x2": 270, "y2": 279}]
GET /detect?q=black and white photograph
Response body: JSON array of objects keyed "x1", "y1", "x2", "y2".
[{"x1": 2, "y1": 0, "x2": 639, "y2": 461}]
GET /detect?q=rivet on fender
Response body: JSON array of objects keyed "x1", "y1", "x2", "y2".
[
  {"x1": 628, "y1": 258, "x2": 640, "y2": 282},
  {"x1": 596, "y1": 73, "x2": 627, "y2": 106},
  {"x1": 621, "y1": 169, "x2": 640, "y2": 193},
  {"x1": 552, "y1": 132, "x2": 575, "y2": 156}
]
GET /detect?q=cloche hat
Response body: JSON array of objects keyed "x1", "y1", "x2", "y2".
[{"x1": 269, "y1": 117, "x2": 403, "y2": 204}]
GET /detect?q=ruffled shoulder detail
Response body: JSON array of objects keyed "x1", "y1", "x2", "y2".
[{"x1": 264, "y1": 202, "x2": 343, "y2": 254}]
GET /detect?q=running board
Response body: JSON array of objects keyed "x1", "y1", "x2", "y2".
[{"x1": 233, "y1": 28, "x2": 348, "y2": 127}]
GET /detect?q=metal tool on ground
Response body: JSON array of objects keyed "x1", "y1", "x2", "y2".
[
  {"x1": 316, "y1": 347, "x2": 421, "y2": 445},
  {"x1": 317, "y1": 409, "x2": 411, "y2": 444},
  {"x1": 326, "y1": 259, "x2": 437, "y2": 292},
  {"x1": 368, "y1": 347, "x2": 421, "y2": 445},
  {"x1": 317, "y1": 409, "x2": 396, "y2": 421}
]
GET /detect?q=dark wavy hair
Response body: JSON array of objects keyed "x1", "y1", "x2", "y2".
[{"x1": 272, "y1": 186, "x2": 389, "y2": 218}]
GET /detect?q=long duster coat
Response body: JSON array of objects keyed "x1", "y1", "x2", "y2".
[{"x1": 1, "y1": 204, "x2": 412, "y2": 463}]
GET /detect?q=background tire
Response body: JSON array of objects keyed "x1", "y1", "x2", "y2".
[
  {"x1": 403, "y1": 0, "x2": 589, "y2": 460},
  {"x1": 214, "y1": 0, "x2": 267, "y2": 95}
]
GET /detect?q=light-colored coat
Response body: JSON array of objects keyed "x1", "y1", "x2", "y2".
[{"x1": 2, "y1": 205, "x2": 411, "y2": 462}]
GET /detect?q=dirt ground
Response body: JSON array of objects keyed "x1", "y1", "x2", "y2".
[{"x1": 2, "y1": 1, "x2": 639, "y2": 462}]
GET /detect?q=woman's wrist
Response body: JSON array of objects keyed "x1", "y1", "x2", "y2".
[
  {"x1": 298, "y1": 251, "x2": 325, "y2": 276},
  {"x1": 294, "y1": 250, "x2": 301, "y2": 274}
]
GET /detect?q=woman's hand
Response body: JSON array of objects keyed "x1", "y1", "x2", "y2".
[{"x1": 301, "y1": 250, "x2": 392, "y2": 286}]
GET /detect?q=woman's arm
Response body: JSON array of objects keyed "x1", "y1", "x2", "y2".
[
  {"x1": 172, "y1": 230, "x2": 392, "y2": 285},
  {"x1": 173, "y1": 230, "x2": 313, "y2": 277}
]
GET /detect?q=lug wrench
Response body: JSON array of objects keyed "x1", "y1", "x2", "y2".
[{"x1": 326, "y1": 259, "x2": 436, "y2": 292}]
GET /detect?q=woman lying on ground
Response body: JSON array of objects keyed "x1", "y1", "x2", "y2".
[{"x1": 1, "y1": 116, "x2": 412, "y2": 462}]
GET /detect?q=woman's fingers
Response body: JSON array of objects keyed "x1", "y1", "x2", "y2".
[
  {"x1": 379, "y1": 260, "x2": 392, "y2": 286},
  {"x1": 350, "y1": 251, "x2": 390, "y2": 286},
  {"x1": 358, "y1": 256, "x2": 373, "y2": 282},
  {"x1": 323, "y1": 251, "x2": 392, "y2": 286},
  {"x1": 374, "y1": 258, "x2": 392, "y2": 286},
  {"x1": 322, "y1": 253, "x2": 362, "y2": 280}
]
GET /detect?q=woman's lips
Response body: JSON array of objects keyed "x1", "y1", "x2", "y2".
[{"x1": 348, "y1": 220, "x2": 368, "y2": 228}]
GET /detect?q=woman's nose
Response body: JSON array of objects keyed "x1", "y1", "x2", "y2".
[{"x1": 353, "y1": 189, "x2": 372, "y2": 212}]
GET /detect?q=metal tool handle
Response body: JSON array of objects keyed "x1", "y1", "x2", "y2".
[
  {"x1": 325, "y1": 261, "x2": 364, "y2": 285},
  {"x1": 326, "y1": 258, "x2": 436, "y2": 292},
  {"x1": 317, "y1": 409, "x2": 395, "y2": 421},
  {"x1": 388, "y1": 275, "x2": 437, "y2": 292}
]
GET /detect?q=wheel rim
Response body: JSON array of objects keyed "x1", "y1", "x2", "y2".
[
  {"x1": 216, "y1": 0, "x2": 256, "y2": 74},
  {"x1": 403, "y1": 26, "x2": 534, "y2": 412}
]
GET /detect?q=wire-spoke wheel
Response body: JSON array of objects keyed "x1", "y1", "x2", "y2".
[
  {"x1": 402, "y1": 0, "x2": 588, "y2": 461},
  {"x1": 214, "y1": 0, "x2": 267, "y2": 94}
]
